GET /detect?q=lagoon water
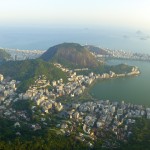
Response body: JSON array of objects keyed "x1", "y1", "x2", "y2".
[{"x1": 90, "y1": 60, "x2": 150, "y2": 106}]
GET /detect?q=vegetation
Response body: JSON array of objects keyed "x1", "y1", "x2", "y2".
[
  {"x1": 0, "y1": 118, "x2": 150, "y2": 150},
  {"x1": 0, "y1": 49, "x2": 12, "y2": 62},
  {"x1": 12, "y1": 100, "x2": 33, "y2": 118},
  {"x1": 77, "y1": 64, "x2": 133, "y2": 76},
  {"x1": 0, "y1": 59, "x2": 67, "y2": 92},
  {"x1": 0, "y1": 117, "x2": 88, "y2": 150},
  {"x1": 40, "y1": 43, "x2": 100, "y2": 68},
  {"x1": 109, "y1": 64, "x2": 133, "y2": 74},
  {"x1": 120, "y1": 118, "x2": 150, "y2": 150}
]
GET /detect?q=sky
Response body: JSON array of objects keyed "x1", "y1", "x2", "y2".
[
  {"x1": 0, "y1": 0, "x2": 150, "y2": 53},
  {"x1": 0, "y1": 0, "x2": 150, "y2": 30}
]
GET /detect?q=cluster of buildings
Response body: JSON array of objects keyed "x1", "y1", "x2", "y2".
[
  {"x1": 5, "y1": 48, "x2": 45, "y2": 60},
  {"x1": 97, "y1": 66, "x2": 140, "y2": 79},
  {"x1": 109, "y1": 50, "x2": 150, "y2": 61},
  {"x1": 0, "y1": 70, "x2": 150, "y2": 148},
  {"x1": 0, "y1": 74, "x2": 62, "y2": 133},
  {"x1": 3, "y1": 46, "x2": 150, "y2": 62},
  {"x1": 0, "y1": 74, "x2": 17, "y2": 104},
  {"x1": 0, "y1": 60, "x2": 141, "y2": 121},
  {"x1": 20, "y1": 75, "x2": 63, "y2": 113},
  {"x1": 92, "y1": 47, "x2": 150, "y2": 61},
  {"x1": 57, "y1": 100, "x2": 150, "y2": 147},
  {"x1": 0, "y1": 74, "x2": 32, "y2": 135},
  {"x1": 53, "y1": 63, "x2": 95, "y2": 97},
  {"x1": 18, "y1": 63, "x2": 96, "y2": 113},
  {"x1": 0, "y1": 74, "x2": 30, "y2": 122}
]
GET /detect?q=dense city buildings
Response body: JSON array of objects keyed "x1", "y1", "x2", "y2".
[{"x1": 0, "y1": 62, "x2": 148, "y2": 148}]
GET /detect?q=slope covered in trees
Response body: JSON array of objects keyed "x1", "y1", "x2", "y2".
[
  {"x1": 40, "y1": 43, "x2": 100, "y2": 68},
  {"x1": 0, "y1": 59, "x2": 67, "y2": 92},
  {"x1": 0, "y1": 49, "x2": 12, "y2": 62}
]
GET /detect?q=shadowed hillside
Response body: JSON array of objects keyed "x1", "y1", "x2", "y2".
[
  {"x1": 0, "y1": 59, "x2": 67, "y2": 92},
  {"x1": 40, "y1": 43, "x2": 100, "y2": 68}
]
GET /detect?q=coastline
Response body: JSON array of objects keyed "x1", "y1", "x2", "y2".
[{"x1": 81, "y1": 68, "x2": 141, "y2": 103}]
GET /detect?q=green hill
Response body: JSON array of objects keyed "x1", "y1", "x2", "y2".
[
  {"x1": 0, "y1": 49, "x2": 12, "y2": 62},
  {"x1": 0, "y1": 59, "x2": 67, "y2": 92},
  {"x1": 40, "y1": 43, "x2": 99, "y2": 68}
]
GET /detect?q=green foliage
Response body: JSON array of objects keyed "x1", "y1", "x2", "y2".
[
  {"x1": 77, "y1": 64, "x2": 133, "y2": 76},
  {"x1": 0, "y1": 59, "x2": 67, "y2": 92},
  {"x1": 109, "y1": 64, "x2": 133, "y2": 74},
  {"x1": 0, "y1": 118, "x2": 16, "y2": 141},
  {"x1": 12, "y1": 100, "x2": 32, "y2": 110},
  {"x1": 0, "y1": 118, "x2": 150, "y2": 149},
  {"x1": 40, "y1": 43, "x2": 100, "y2": 68},
  {"x1": 0, "y1": 127, "x2": 89, "y2": 150},
  {"x1": 0, "y1": 49, "x2": 11, "y2": 61},
  {"x1": 120, "y1": 118, "x2": 150, "y2": 150}
]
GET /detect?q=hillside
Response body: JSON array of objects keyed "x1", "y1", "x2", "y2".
[
  {"x1": 0, "y1": 59, "x2": 67, "y2": 92},
  {"x1": 40, "y1": 43, "x2": 99, "y2": 68},
  {"x1": 85, "y1": 45, "x2": 110, "y2": 56},
  {"x1": 0, "y1": 49, "x2": 12, "y2": 62}
]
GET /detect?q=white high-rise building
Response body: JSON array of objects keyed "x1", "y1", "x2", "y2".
[{"x1": 0, "y1": 74, "x2": 4, "y2": 82}]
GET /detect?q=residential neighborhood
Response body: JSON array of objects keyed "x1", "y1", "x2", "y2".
[{"x1": 0, "y1": 65, "x2": 149, "y2": 148}]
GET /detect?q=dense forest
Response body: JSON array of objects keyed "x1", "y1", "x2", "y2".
[{"x1": 0, "y1": 117, "x2": 150, "y2": 150}]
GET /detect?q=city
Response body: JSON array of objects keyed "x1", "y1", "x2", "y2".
[{"x1": 0, "y1": 62, "x2": 148, "y2": 149}]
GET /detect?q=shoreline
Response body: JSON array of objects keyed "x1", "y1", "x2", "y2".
[
  {"x1": 105, "y1": 57, "x2": 150, "y2": 63},
  {"x1": 81, "y1": 69, "x2": 141, "y2": 103}
]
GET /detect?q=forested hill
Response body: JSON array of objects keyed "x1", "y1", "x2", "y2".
[
  {"x1": 40, "y1": 43, "x2": 100, "y2": 68},
  {"x1": 0, "y1": 59, "x2": 67, "y2": 92}
]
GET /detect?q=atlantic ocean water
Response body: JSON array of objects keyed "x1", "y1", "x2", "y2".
[{"x1": 0, "y1": 26, "x2": 150, "y2": 54}]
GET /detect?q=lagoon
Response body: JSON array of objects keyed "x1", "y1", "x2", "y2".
[{"x1": 90, "y1": 60, "x2": 150, "y2": 106}]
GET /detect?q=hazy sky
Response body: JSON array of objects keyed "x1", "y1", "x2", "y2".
[{"x1": 0, "y1": 0, "x2": 150, "y2": 29}]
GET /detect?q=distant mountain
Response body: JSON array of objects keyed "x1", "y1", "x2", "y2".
[
  {"x1": 40, "y1": 43, "x2": 99, "y2": 68},
  {"x1": 0, "y1": 59, "x2": 67, "y2": 92},
  {"x1": 0, "y1": 49, "x2": 12, "y2": 62},
  {"x1": 85, "y1": 45, "x2": 110, "y2": 55}
]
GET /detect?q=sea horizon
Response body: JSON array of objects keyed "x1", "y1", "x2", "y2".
[{"x1": 0, "y1": 26, "x2": 150, "y2": 54}]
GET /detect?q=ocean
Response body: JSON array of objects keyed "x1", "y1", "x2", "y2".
[{"x1": 0, "y1": 26, "x2": 150, "y2": 53}]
